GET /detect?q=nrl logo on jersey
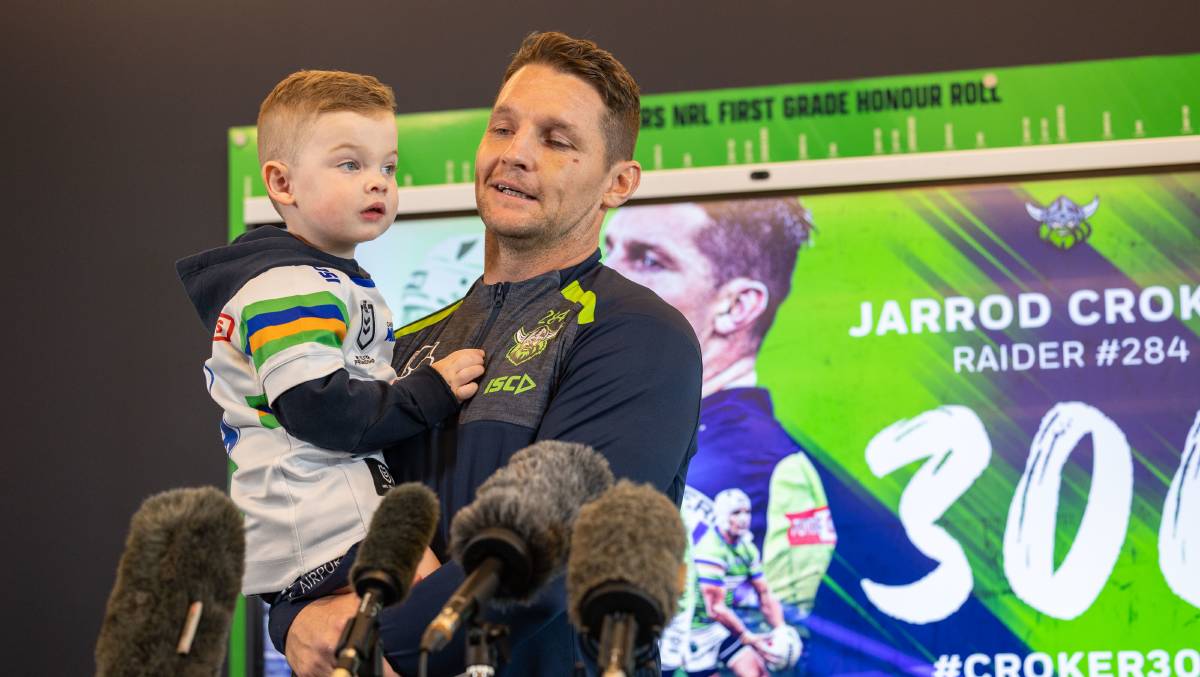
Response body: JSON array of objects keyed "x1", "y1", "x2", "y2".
[
  {"x1": 1025, "y1": 195, "x2": 1100, "y2": 250},
  {"x1": 506, "y1": 308, "x2": 570, "y2": 366},
  {"x1": 357, "y1": 300, "x2": 376, "y2": 350}
]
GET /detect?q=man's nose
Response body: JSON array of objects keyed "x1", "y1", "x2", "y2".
[{"x1": 499, "y1": 130, "x2": 535, "y2": 171}]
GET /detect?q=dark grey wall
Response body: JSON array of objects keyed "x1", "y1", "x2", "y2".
[{"x1": 4, "y1": 0, "x2": 1195, "y2": 672}]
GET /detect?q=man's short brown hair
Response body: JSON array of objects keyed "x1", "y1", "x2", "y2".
[
  {"x1": 257, "y1": 70, "x2": 396, "y2": 165},
  {"x1": 694, "y1": 198, "x2": 816, "y2": 345},
  {"x1": 503, "y1": 32, "x2": 641, "y2": 166}
]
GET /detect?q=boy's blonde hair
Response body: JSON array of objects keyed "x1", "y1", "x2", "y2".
[{"x1": 257, "y1": 70, "x2": 396, "y2": 165}]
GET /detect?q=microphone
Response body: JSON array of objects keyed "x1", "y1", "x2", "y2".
[
  {"x1": 334, "y1": 483, "x2": 440, "y2": 677},
  {"x1": 420, "y1": 440, "x2": 614, "y2": 654},
  {"x1": 567, "y1": 481, "x2": 688, "y2": 677},
  {"x1": 94, "y1": 486, "x2": 244, "y2": 677}
]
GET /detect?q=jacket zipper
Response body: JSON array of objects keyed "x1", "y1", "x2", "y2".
[{"x1": 469, "y1": 282, "x2": 508, "y2": 348}]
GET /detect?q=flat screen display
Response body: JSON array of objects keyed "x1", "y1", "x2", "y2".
[{"x1": 301, "y1": 169, "x2": 1200, "y2": 676}]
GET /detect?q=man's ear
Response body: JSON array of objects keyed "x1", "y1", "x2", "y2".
[
  {"x1": 713, "y1": 278, "x2": 769, "y2": 336},
  {"x1": 600, "y1": 160, "x2": 641, "y2": 210},
  {"x1": 262, "y1": 160, "x2": 296, "y2": 206}
]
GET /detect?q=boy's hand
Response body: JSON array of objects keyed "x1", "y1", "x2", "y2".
[{"x1": 432, "y1": 349, "x2": 485, "y2": 401}]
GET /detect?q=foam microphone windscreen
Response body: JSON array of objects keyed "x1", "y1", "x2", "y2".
[
  {"x1": 95, "y1": 486, "x2": 244, "y2": 677},
  {"x1": 349, "y1": 482, "x2": 439, "y2": 604},
  {"x1": 449, "y1": 440, "x2": 614, "y2": 602},
  {"x1": 567, "y1": 480, "x2": 688, "y2": 630}
]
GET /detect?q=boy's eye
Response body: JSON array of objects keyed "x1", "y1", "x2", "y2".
[
  {"x1": 338, "y1": 160, "x2": 360, "y2": 171},
  {"x1": 382, "y1": 164, "x2": 396, "y2": 177}
]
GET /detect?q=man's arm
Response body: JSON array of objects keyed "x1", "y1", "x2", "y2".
[
  {"x1": 751, "y1": 576, "x2": 785, "y2": 627},
  {"x1": 535, "y1": 308, "x2": 702, "y2": 501}
]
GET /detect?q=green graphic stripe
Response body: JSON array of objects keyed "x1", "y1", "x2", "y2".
[
  {"x1": 561, "y1": 280, "x2": 596, "y2": 324},
  {"x1": 252, "y1": 330, "x2": 341, "y2": 370},
  {"x1": 244, "y1": 394, "x2": 280, "y2": 430},
  {"x1": 395, "y1": 300, "x2": 462, "y2": 338},
  {"x1": 242, "y1": 291, "x2": 348, "y2": 323}
]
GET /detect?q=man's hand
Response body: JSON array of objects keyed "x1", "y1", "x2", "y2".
[
  {"x1": 432, "y1": 349, "x2": 486, "y2": 401},
  {"x1": 285, "y1": 591, "x2": 404, "y2": 677},
  {"x1": 285, "y1": 592, "x2": 356, "y2": 677}
]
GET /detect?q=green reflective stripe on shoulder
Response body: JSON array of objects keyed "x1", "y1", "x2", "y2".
[
  {"x1": 394, "y1": 300, "x2": 463, "y2": 338},
  {"x1": 560, "y1": 280, "x2": 596, "y2": 325}
]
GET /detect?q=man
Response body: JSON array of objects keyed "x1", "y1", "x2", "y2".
[
  {"x1": 605, "y1": 199, "x2": 833, "y2": 673},
  {"x1": 278, "y1": 32, "x2": 702, "y2": 677},
  {"x1": 688, "y1": 488, "x2": 792, "y2": 677}
]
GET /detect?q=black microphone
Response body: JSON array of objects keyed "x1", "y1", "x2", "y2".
[
  {"x1": 567, "y1": 481, "x2": 688, "y2": 677},
  {"x1": 95, "y1": 487, "x2": 244, "y2": 677},
  {"x1": 334, "y1": 483, "x2": 440, "y2": 677},
  {"x1": 419, "y1": 440, "x2": 614, "y2": 654}
]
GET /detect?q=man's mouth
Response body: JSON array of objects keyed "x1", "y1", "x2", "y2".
[{"x1": 494, "y1": 183, "x2": 537, "y2": 201}]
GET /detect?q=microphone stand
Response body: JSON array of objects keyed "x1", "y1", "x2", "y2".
[
  {"x1": 464, "y1": 616, "x2": 509, "y2": 677},
  {"x1": 331, "y1": 600, "x2": 385, "y2": 677}
]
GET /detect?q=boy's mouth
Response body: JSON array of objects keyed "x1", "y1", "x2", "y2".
[{"x1": 361, "y1": 203, "x2": 387, "y2": 217}]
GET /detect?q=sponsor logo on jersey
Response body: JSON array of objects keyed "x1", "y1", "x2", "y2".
[
  {"x1": 399, "y1": 342, "x2": 439, "y2": 379},
  {"x1": 506, "y1": 308, "x2": 570, "y2": 366},
  {"x1": 213, "y1": 313, "x2": 235, "y2": 342},
  {"x1": 484, "y1": 373, "x2": 537, "y2": 395},
  {"x1": 364, "y1": 458, "x2": 395, "y2": 496},
  {"x1": 357, "y1": 301, "x2": 376, "y2": 350},
  {"x1": 313, "y1": 266, "x2": 340, "y2": 283},
  {"x1": 353, "y1": 355, "x2": 375, "y2": 366},
  {"x1": 784, "y1": 506, "x2": 837, "y2": 546}
]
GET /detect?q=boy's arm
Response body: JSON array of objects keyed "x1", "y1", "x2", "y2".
[{"x1": 273, "y1": 365, "x2": 458, "y2": 453}]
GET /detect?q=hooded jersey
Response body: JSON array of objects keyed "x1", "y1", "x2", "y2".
[{"x1": 177, "y1": 226, "x2": 454, "y2": 594}]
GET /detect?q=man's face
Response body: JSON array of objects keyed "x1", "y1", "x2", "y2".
[
  {"x1": 284, "y1": 110, "x2": 399, "y2": 258},
  {"x1": 605, "y1": 203, "x2": 720, "y2": 340},
  {"x1": 475, "y1": 63, "x2": 616, "y2": 249},
  {"x1": 725, "y1": 505, "x2": 751, "y2": 537}
]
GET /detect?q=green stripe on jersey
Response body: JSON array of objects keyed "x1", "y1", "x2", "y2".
[
  {"x1": 395, "y1": 300, "x2": 463, "y2": 338},
  {"x1": 244, "y1": 394, "x2": 280, "y2": 430},
  {"x1": 252, "y1": 329, "x2": 342, "y2": 369},
  {"x1": 243, "y1": 290, "x2": 348, "y2": 323}
]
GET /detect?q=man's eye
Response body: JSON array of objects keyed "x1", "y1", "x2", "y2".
[
  {"x1": 547, "y1": 137, "x2": 572, "y2": 149},
  {"x1": 491, "y1": 126, "x2": 513, "y2": 136},
  {"x1": 338, "y1": 160, "x2": 360, "y2": 171},
  {"x1": 636, "y1": 250, "x2": 666, "y2": 271}
]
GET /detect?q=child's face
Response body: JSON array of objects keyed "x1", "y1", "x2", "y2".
[{"x1": 283, "y1": 110, "x2": 399, "y2": 257}]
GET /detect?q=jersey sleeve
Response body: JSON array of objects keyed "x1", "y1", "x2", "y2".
[
  {"x1": 273, "y1": 365, "x2": 459, "y2": 452},
  {"x1": 534, "y1": 308, "x2": 702, "y2": 504},
  {"x1": 232, "y1": 266, "x2": 353, "y2": 404}
]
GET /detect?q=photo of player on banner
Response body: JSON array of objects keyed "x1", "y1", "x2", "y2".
[{"x1": 606, "y1": 199, "x2": 828, "y2": 676}]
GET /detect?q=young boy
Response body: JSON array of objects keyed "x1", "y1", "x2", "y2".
[{"x1": 176, "y1": 70, "x2": 481, "y2": 615}]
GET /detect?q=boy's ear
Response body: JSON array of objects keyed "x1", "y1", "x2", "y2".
[{"x1": 262, "y1": 161, "x2": 295, "y2": 206}]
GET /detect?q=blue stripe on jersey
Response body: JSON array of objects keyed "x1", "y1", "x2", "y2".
[
  {"x1": 349, "y1": 276, "x2": 375, "y2": 288},
  {"x1": 695, "y1": 558, "x2": 727, "y2": 570},
  {"x1": 698, "y1": 577, "x2": 725, "y2": 587},
  {"x1": 244, "y1": 303, "x2": 346, "y2": 337}
]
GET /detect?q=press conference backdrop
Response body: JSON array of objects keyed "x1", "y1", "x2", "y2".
[
  {"x1": 230, "y1": 53, "x2": 1199, "y2": 677},
  {"x1": 351, "y1": 171, "x2": 1200, "y2": 677}
]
